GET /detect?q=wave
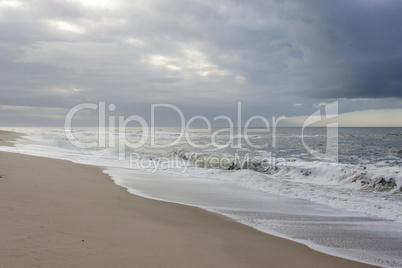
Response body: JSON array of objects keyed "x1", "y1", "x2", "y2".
[{"x1": 171, "y1": 149, "x2": 402, "y2": 194}]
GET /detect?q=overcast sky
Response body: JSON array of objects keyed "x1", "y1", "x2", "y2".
[{"x1": 0, "y1": 0, "x2": 401, "y2": 127}]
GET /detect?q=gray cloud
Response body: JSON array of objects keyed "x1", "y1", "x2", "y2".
[
  {"x1": 284, "y1": 0, "x2": 402, "y2": 98},
  {"x1": 0, "y1": 0, "x2": 401, "y2": 126}
]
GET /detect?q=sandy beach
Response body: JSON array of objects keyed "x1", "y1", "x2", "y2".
[{"x1": 0, "y1": 131, "x2": 378, "y2": 267}]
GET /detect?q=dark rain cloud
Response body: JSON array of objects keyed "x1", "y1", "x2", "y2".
[{"x1": 285, "y1": 0, "x2": 402, "y2": 98}]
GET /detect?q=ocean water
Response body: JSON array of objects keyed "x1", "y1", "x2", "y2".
[{"x1": 0, "y1": 127, "x2": 401, "y2": 267}]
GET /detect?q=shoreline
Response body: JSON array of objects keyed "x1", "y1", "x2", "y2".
[
  {"x1": 0, "y1": 131, "x2": 378, "y2": 267},
  {"x1": 0, "y1": 130, "x2": 21, "y2": 146}
]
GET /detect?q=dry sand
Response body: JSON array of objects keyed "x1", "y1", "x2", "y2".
[{"x1": 0, "y1": 131, "x2": 378, "y2": 267}]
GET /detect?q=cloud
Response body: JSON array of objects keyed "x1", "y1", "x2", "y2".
[
  {"x1": 283, "y1": 0, "x2": 402, "y2": 98},
  {"x1": 284, "y1": 109, "x2": 402, "y2": 127},
  {"x1": 0, "y1": 0, "x2": 23, "y2": 8},
  {"x1": 0, "y1": 0, "x2": 401, "y2": 126},
  {"x1": 47, "y1": 20, "x2": 86, "y2": 34},
  {"x1": 313, "y1": 102, "x2": 329, "y2": 109},
  {"x1": 0, "y1": 105, "x2": 68, "y2": 126}
]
